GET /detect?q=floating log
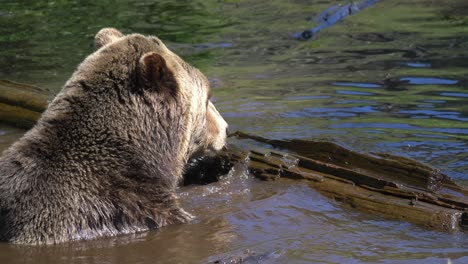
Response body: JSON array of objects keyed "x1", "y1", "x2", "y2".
[{"x1": 1, "y1": 79, "x2": 467, "y2": 232}]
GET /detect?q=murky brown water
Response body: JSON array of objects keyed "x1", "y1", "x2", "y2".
[
  {"x1": 1, "y1": 0, "x2": 468, "y2": 263},
  {"x1": 0, "y1": 155, "x2": 466, "y2": 263}
]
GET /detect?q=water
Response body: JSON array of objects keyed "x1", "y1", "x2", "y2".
[{"x1": 0, "y1": 0, "x2": 467, "y2": 263}]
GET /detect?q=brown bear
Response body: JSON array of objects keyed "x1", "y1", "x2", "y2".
[{"x1": 0, "y1": 28, "x2": 228, "y2": 244}]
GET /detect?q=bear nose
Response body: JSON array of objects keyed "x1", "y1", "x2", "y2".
[{"x1": 226, "y1": 127, "x2": 229, "y2": 136}]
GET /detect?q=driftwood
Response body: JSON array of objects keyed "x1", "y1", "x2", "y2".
[{"x1": 1, "y1": 80, "x2": 467, "y2": 232}]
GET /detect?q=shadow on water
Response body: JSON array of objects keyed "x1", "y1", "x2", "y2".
[{"x1": 1, "y1": 0, "x2": 468, "y2": 263}]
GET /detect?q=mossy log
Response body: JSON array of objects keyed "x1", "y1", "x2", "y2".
[{"x1": 1, "y1": 79, "x2": 467, "y2": 232}]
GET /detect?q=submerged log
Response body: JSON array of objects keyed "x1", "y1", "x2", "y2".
[
  {"x1": 0, "y1": 80, "x2": 49, "y2": 128},
  {"x1": 205, "y1": 132, "x2": 467, "y2": 232},
  {"x1": 185, "y1": 135, "x2": 468, "y2": 232},
  {"x1": 1, "y1": 80, "x2": 467, "y2": 232},
  {"x1": 293, "y1": 0, "x2": 381, "y2": 40}
]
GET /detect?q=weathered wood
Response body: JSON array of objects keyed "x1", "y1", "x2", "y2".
[
  {"x1": 206, "y1": 132, "x2": 468, "y2": 232},
  {"x1": 1, "y1": 80, "x2": 467, "y2": 232},
  {"x1": 186, "y1": 133, "x2": 467, "y2": 232}
]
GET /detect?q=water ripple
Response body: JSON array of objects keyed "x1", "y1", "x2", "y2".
[{"x1": 400, "y1": 77, "x2": 458, "y2": 85}]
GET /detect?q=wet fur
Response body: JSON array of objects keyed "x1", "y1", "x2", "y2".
[{"x1": 0, "y1": 28, "x2": 227, "y2": 244}]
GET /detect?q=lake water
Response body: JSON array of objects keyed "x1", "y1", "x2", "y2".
[{"x1": 0, "y1": 0, "x2": 467, "y2": 263}]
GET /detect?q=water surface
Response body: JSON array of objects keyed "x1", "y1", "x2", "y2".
[{"x1": 0, "y1": 0, "x2": 467, "y2": 263}]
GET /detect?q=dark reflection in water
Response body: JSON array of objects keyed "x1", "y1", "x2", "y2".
[{"x1": 1, "y1": 0, "x2": 468, "y2": 263}]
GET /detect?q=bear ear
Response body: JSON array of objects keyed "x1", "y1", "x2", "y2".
[
  {"x1": 94, "y1": 28, "x2": 124, "y2": 49},
  {"x1": 136, "y1": 52, "x2": 178, "y2": 96}
]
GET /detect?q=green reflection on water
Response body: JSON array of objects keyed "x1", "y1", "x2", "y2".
[
  {"x1": 0, "y1": 1, "x2": 468, "y2": 261},
  {"x1": 0, "y1": 0, "x2": 232, "y2": 88},
  {"x1": 1, "y1": 1, "x2": 466, "y2": 175}
]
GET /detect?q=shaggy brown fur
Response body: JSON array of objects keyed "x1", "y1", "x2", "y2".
[{"x1": 0, "y1": 28, "x2": 228, "y2": 244}]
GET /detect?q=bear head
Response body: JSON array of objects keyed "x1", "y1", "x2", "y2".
[{"x1": 65, "y1": 28, "x2": 228, "y2": 167}]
